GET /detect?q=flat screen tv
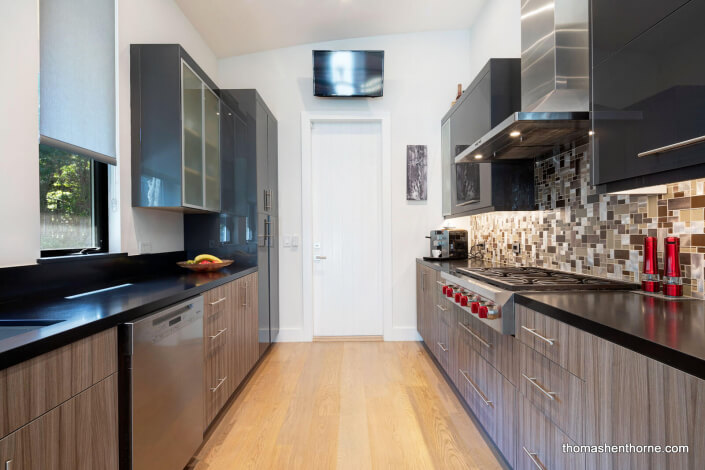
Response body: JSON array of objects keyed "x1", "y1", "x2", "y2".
[{"x1": 313, "y1": 50, "x2": 384, "y2": 97}]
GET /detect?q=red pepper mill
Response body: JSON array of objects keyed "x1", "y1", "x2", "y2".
[
  {"x1": 663, "y1": 237, "x2": 683, "y2": 297},
  {"x1": 641, "y1": 236, "x2": 660, "y2": 292}
]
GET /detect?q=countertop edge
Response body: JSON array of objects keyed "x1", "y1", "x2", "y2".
[
  {"x1": 514, "y1": 294, "x2": 705, "y2": 381},
  {"x1": 0, "y1": 266, "x2": 258, "y2": 370}
]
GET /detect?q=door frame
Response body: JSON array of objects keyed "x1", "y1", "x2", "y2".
[{"x1": 301, "y1": 111, "x2": 392, "y2": 342}]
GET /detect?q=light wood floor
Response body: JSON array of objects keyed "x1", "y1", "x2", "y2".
[{"x1": 192, "y1": 341, "x2": 504, "y2": 470}]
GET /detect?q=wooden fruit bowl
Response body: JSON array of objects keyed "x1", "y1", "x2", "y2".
[{"x1": 177, "y1": 260, "x2": 234, "y2": 272}]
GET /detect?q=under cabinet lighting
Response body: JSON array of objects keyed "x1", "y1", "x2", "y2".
[
  {"x1": 588, "y1": 130, "x2": 594, "y2": 136},
  {"x1": 474, "y1": 154, "x2": 483, "y2": 160},
  {"x1": 510, "y1": 131, "x2": 521, "y2": 137}
]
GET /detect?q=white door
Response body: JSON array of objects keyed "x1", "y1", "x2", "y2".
[{"x1": 311, "y1": 121, "x2": 383, "y2": 337}]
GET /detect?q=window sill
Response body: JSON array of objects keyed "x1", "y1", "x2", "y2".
[{"x1": 37, "y1": 252, "x2": 128, "y2": 265}]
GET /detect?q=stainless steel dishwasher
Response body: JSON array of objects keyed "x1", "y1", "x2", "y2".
[{"x1": 119, "y1": 297, "x2": 204, "y2": 470}]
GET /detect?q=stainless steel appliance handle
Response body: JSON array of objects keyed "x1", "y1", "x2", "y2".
[
  {"x1": 522, "y1": 373, "x2": 557, "y2": 401},
  {"x1": 209, "y1": 297, "x2": 226, "y2": 306},
  {"x1": 638, "y1": 134, "x2": 705, "y2": 158},
  {"x1": 459, "y1": 370, "x2": 493, "y2": 406},
  {"x1": 436, "y1": 304, "x2": 448, "y2": 312},
  {"x1": 458, "y1": 321, "x2": 491, "y2": 348},
  {"x1": 209, "y1": 328, "x2": 227, "y2": 340},
  {"x1": 436, "y1": 342, "x2": 448, "y2": 352},
  {"x1": 210, "y1": 377, "x2": 227, "y2": 392},
  {"x1": 521, "y1": 326, "x2": 555, "y2": 346},
  {"x1": 522, "y1": 447, "x2": 546, "y2": 470}
]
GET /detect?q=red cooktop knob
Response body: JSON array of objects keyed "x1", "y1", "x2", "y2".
[
  {"x1": 454, "y1": 292, "x2": 463, "y2": 303},
  {"x1": 442, "y1": 286, "x2": 448, "y2": 295},
  {"x1": 478, "y1": 305, "x2": 488, "y2": 319},
  {"x1": 460, "y1": 295, "x2": 468, "y2": 306},
  {"x1": 470, "y1": 302, "x2": 480, "y2": 314},
  {"x1": 447, "y1": 288, "x2": 454, "y2": 298}
]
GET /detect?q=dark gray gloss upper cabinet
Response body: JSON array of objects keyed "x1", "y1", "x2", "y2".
[
  {"x1": 131, "y1": 44, "x2": 221, "y2": 212},
  {"x1": 591, "y1": 0, "x2": 705, "y2": 190},
  {"x1": 442, "y1": 59, "x2": 534, "y2": 217}
]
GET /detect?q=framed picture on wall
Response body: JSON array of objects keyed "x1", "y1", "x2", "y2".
[{"x1": 406, "y1": 145, "x2": 427, "y2": 201}]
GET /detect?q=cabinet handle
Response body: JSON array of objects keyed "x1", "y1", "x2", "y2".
[
  {"x1": 522, "y1": 446, "x2": 547, "y2": 470},
  {"x1": 436, "y1": 304, "x2": 448, "y2": 312},
  {"x1": 522, "y1": 373, "x2": 557, "y2": 401},
  {"x1": 421, "y1": 272, "x2": 426, "y2": 291},
  {"x1": 436, "y1": 342, "x2": 448, "y2": 352},
  {"x1": 458, "y1": 321, "x2": 491, "y2": 348},
  {"x1": 5, "y1": 460, "x2": 13, "y2": 470},
  {"x1": 209, "y1": 328, "x2": 227, "y2": 340},
  {"x1": 638, "y1": 134, "x2": 705, "y2": 158},
  {"x1": 209, "y1": 297, "x2": 226, "y2": 306},
  {"x1": 210, "y1": 376, "x2": 227, "y2": 392},
  {"x1": 459, "y1": 369, "x2": 493, "y2": 406},
  {"x1": 521, "y1": 325, "x2": 555, "y2": 346},
  {"x1": 242, "y1": 282, "x2": 248, "y2": 307}
]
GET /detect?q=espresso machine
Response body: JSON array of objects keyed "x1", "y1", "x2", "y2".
[{"x1": 424, "y1": 229, "x2": 468, "y2": 260}]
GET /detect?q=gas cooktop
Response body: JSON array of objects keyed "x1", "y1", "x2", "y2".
[{"x1": 455, "y1": 266, "x2": 638, "y2": 291}]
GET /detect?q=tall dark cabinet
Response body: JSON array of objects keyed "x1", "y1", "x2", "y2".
[{"x1": 185, "y1": 89, "x2": 279, "y2": 357}]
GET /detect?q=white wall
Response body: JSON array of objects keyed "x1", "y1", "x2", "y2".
[
  {"x1": 467, "y1": 0, "x2": 521, "y2": 80},
  {"x1": 0, "y1": 0, "x2": 218, "y2": 267},
  {"x1": 0, "y1": 0, "x2": 40, "y2": 267},
  {"x1": 218, "y1": 30, "x2": 472, "y2": 341}
]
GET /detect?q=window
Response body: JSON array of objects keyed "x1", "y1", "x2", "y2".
[
  {"x1": 38, "y1": 0, "x2": 115, "y2": 257},
  {"x1": 39, "y1": 145, "x2": 108, "y2": 256}
]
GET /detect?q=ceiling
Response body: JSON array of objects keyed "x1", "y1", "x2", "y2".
[{"x1": 175, "y1": 0, "x2": 489, "y2": 58}]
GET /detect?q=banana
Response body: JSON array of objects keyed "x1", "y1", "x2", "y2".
[{"x1": 194, "y1": 254, "x2": 222, "y2": 263}]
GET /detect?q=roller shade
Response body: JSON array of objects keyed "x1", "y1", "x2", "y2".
[{"x1": 39, "y1": 0, "x2": 116, "y2": 165}]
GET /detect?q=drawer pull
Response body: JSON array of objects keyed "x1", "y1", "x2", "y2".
[
  {"x1": 436, "y1": 304, "x2": 448, "y2": 312},
  {"x1": 437, "y1": 342, "x2": 448, "y2": 352},
  {"x1": 241, "y1": 282, "x2": 248, "y2": 307},
  {"x1": 458, "y1": 321, "x2": 491, "y2": 348},
  {"x1": 6, "y1": 460, "x2": 13, "y2": 470},
  {"x1": 210, "y1": 376, "x2": 227, "y2": 392},
  {"x1": 638, "y1": 134, "x2": 705, "y2": 158},
  {"x1": 209, "y1": 297, "x2": 227, "y2": 306},
  {"x1": 521, "y1": 325, "x2": 555, "y2": 346},
  {"x1": 209, "y1": 328, "x2": 227, "y2": 340},
  {"x1": 459, "y1": 369, "x2": 493, "y2": 407},
  {"x1": 522, "y1": 446, "x2": 547, "y2": 470},
  {"x1": 522, "y1": 373, "x2": 557, "y2": 401}
]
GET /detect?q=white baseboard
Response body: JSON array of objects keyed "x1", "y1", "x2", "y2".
[
  {"x1": 384, "y1": 327, "x2": 422, "y2": 342},
  {"x1": 274, "y1": 327, "x2": 421, "y2": 342}
]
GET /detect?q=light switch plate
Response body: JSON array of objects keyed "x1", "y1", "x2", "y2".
[
  {"x1": 292, "y1": 235, "x2": 299, "y2": 247},
  {"x1": 283, "y1": 235, "x2": 292, "y2": 247}
]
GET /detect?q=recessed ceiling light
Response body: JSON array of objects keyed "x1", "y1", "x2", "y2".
[
  {"x1": 474, "y1": 154, "x2": 483, "y2": 160},
  {"x1": 510, "y1": 131, "x2": 521, "y2": 137}
]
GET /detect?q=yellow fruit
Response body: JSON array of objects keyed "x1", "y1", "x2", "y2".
[{"x1": 194, "y1": 254, "x2": 222, "y2": 264}]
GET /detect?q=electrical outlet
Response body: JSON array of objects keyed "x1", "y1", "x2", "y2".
[
  {"x1": 512, "y1": 242, "x2": 521, "y2": 255},
  {"x1": 139, "y1": 241, "x2": 152, "y2": 254},
  {"x1": 291, "y1": 234, "x2": 299, "y2": 247}
]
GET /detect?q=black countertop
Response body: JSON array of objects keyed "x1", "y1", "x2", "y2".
[
  {"x1": 417, "y1": 258, "x2": 705, "y2": 380},
  {"x1": 0, "y1": 265, "x2": 257, "y2": 370}
]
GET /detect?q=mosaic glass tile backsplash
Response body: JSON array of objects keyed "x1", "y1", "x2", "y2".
[{"x1": 449, "y1": 143, "x2": 705, "y2": 298}]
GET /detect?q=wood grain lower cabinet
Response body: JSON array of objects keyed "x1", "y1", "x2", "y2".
[
  {"x1": 0, "y1": 328, "x2": 117, "y2": 440},
  {"x1": 517, "y1": 394, "x2": 584, "y2": 470},
  {"x1": 203, "y1": 272, "x2": 260, "y2": 430},
  {"x1": 0, "y1": 373, "x2": 118, "y2": 470}
]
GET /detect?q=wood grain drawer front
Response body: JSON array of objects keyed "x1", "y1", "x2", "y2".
[
  {"x1": 460, "y1": 310, "x2": 518, "y2": 385},
  {"x1": 457, "y1": 344, "x2": 517, "y2": 468},
  {"x1": 0, "y1": 373, "x2": 118, "y2": 470},
  {"x1": 204, "y1": 285, "x2": 228, "y2": 320},
  {"x1": 516, "y1": 305, "x2": 584, "y2": 379},
  {"x1": 435, "y1": 317, "x2": 450, "y2": 373},
  {"x1": 0, "y1": 328, "x2": 117, "y2": 440},
  {"x1": 518, "y1": 394, "x2": 585, "y2": 470},
  {"x1": 519, "y1": 343, "x2": 585, "y2": 442},
  {"x1": 204, "y1": 339, "x2": 228, "y2": 428}
]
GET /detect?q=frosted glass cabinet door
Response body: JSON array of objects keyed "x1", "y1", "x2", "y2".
[
  {"x1": 182, "y1": 62, "x2": 204, "y2": 208},
  {"x1": 204, "y1": 88, "x2": 221, "y2": 211}
]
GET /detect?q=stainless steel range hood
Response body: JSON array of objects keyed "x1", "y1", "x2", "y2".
[{"x1": 456, "y1": 0, "x2": 590, "y2": 163}]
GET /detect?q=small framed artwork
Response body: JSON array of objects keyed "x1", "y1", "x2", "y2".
[{"x1": 406, "y1": 145, "x2": 427, "y2": 201}]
